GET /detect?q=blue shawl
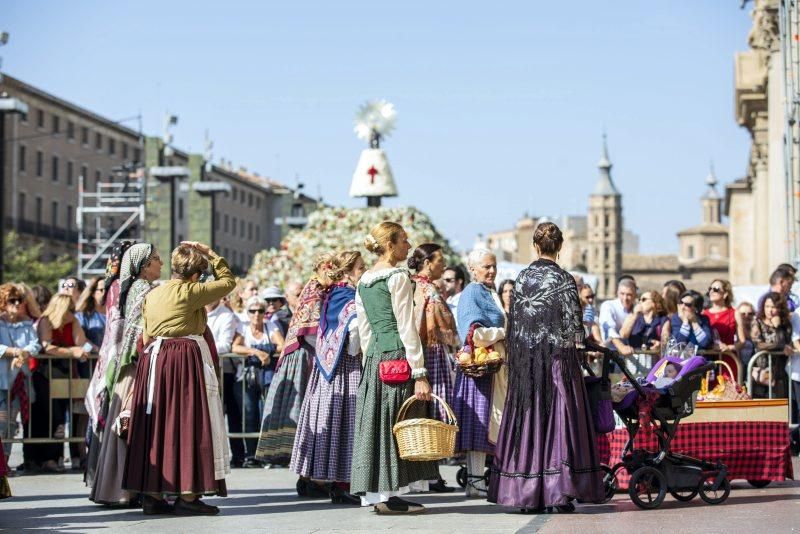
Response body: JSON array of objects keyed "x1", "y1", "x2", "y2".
[
  {"x1": 315, "y1": 284, "x2": 357, "y2": 382},
  {"x1": 456, "y1": 282, "x2": 505, "y2": 343}
]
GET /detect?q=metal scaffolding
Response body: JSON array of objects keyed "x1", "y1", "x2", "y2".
[
  {"x1": 76, "y1": 164, "x2": 145, "y2": 279},
  {"x1": 779, "y1": 0, "x2": 800, "y2": 266}
]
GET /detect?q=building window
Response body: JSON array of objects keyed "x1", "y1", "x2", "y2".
[
  {"x1": 122, "y1": 142, "x2": 128, "y2": 160},
  {"x1": 687, "y1": 245, "x2": 695, "y2": 259},
  {"x1": 95, "y1": 132, "x2": 102, "y2": 150},
  {"x1": 36, "y1": 150, "x2": 43, "y2": 177},
  {"x1": 67, "y1": 121, "x2": 75, "y2": 140},
  {"x1": 36, "y1": 109, "x2": 44, "y2": 128},
  {"x1": 20, "y1": 109, "x2": 28, "y2": 123},
  {"x1": 248, "y1": 193, "x2": 253, "y2": 207},
  {"x1": 232, "y1": 216, "x2": 238, "y2": 236},
  {"x1": 66, "y1": 205, "x2": 73, "y2": 235},
  {"x1": 52, "y1": 115, "x2": 60, "y2": 134},
  {"x1": 67, "y1": 161, "x2": 74, "y2": 186},
  {"x1": 240, "y1": 219, "x2": 244, "y2": 238},
  {"x1": 232, "y1": 188, "x2": 237, "y2": 202},
  {"x1": 18, "y1": 193, "x2": 26, "y2": 221},
  {"x1": 81, "y1": 127, "x2": 89, "y2": 145},
  {"x1": 18, "y1": 145, "x2": 26, "y2": 172},
  {"x1": 51, "y1": 201, "x2": 58, "y2": 232},
  {"x1": 133, "y1": 148, "x2": 141, "y2": 162},
  {"x1": 256, "y1": 197, "x2": 261, "y2": 210},
  {"x1": 224, "y1": 214, "x2": 229, "y2": 233},
  {"x1": 81, "y1": 164, "x2": 88, "y2": 185},
  {"x1": 248, "y1": 222, "x2": 253, "y2": 240},
  {"x1": 35, "y1": 197, "x2": 42, "y2": 232},
  {"x1": 51, "y1": 155, "x2": 59, "y2": 182},
  {"x1": 603, "y1": 245, "x2": 609, "y2": 259},
  {"x1": 108, "y1": 138, "x2": 115, "y2": 156}
]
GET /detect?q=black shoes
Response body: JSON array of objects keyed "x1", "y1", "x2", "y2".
[
  {"x1": 142, "y1": 495, "x2": 174, "y2": 515},
  {"x1": 374, "y1": 496, "x2": 426, "y2": 515},
  {"x1": 329, "y1": 485, "x2": 360, "y2": 505},
  {"x1": 296, "y1": 478, "x2": 331, "y2": 498},
  {"x1": 428, "y1": 479, "x2": 456, "y2": 493},
  {"x1": 242, "y1": 457, "x2": 263, "y2": 468},
  {"x1": 173, "y1": 498, "x2": 220, "y2": 516},
  {"x1": 520, "y1": 502, "x2": 576, "y2": 514}
]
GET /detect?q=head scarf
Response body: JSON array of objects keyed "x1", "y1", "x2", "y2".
[
  {"x1": 280, "y1": 277, "x2": 328, "y2": 358},
  {"x1": 118, "y1": 243, "x2": 153, "y2": 316},
  {"x1": 102, "y1": 241, "x2": 134, "y2": 305}
]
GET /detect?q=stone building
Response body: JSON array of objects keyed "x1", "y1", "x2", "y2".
[{"x1": 726, "y1": 0, "x2": 795, "y2": 284}]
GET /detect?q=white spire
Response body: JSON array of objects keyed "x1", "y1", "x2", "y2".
[
  {"x1": 703, "y1": 162, "x2": 720, "y2": 200},
  {"x1": 593, "y1": 131, "x2": 619, "y2": 196}
]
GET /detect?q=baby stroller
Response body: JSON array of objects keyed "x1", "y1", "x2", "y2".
[{"x1": 583, "y1": 341, "x2": 731, "y2": 510}]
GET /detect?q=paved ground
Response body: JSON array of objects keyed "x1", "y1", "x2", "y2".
[{"x1": 3, "y1": 458, "x2": 800, "y2": 533}]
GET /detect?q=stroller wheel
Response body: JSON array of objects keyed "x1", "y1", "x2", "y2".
[
  {"x1": 600, "y1": 464, "x2": 617, "y2": 503},
  {"x1": 456, "y1": 466, "x2": 467, "y2": 488},
  {"x1": 747, "y1": 479, "x2": 771, "y2": 489},
  {"x1": 699, "y1": 474, "x2": 731, "y2": 505},
  {"x1": 669, "y1": 488, "x2": 698, "y2": 502},
  {"x1": 628, "y1": 466, "x2": 667, "y2": 510}
]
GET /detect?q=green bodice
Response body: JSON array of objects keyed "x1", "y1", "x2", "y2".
[{"x1": 358, "y1": 270, "x2": 406, "y2": 353}]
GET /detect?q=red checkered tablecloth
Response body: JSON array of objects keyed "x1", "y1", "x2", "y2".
[{"x1": 595, "y1": 421, "x2": 793, "y2": 488}]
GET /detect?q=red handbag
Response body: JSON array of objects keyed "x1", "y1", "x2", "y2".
[{"x1": 379, "y1": 359, "x2": 411, "y2": 384}]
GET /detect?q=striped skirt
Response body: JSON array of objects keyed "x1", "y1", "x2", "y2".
[
  {"x1": 350, "y1": 348, "x2": 439, "y2": 494},
  {"x1": 290, "y1": 351, "x2": 362, "y2": 482},
  {"x1": 425, "y1": 344, "x2": 455, "y2": 422},
  {"x1": 255, "y1": 346, "x2": 310, "y2": 463},
  {"x1": 453, "y1": 370, "x2": 494, "y2": 454}
]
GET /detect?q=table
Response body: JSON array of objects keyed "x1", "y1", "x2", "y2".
[{"x1": 596, "y1": 400, "x2": 794, "y2": 488}]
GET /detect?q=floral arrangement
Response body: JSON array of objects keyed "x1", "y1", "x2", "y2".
[{"x1": 248, "y1": 206, "x2": 461, "y2": 289}]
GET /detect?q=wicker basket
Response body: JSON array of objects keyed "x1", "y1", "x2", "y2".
[
  {"x1": 393, "y1": 394, "x2": 458, "y2": 461},
  {"x1": 458, "y1": 358, "x2": 503, "y2": 378}
]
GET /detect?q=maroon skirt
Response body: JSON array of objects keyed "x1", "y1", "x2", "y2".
[{"x1": 123, "y1": 331, "x2": 227, "y2": 497}]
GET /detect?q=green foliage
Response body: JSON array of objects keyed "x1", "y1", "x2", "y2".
[{"x1": 3, "y1": 231, "x2": 75, "y2": 289}]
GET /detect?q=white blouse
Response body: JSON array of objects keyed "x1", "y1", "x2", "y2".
[{"x1": 355, "y1": 268, "x2": 426, "y2": 378}]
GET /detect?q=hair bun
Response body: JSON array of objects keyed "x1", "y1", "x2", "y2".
[{"x1": 407, "y1": 256, "x2": 420, "y2": 271}]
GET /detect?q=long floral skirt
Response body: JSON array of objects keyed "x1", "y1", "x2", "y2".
[
  {"x1": 350, "y1": 348, "x2": 439, "y2": 495},
  {"x1": 290, "y1": 351, "x2": 361, "y2": 482},
  {"x1": 123, "y1": 336, "x2": 227, "y2": 497},
  {"x1": 255, "y1": 347, "x2": 310, "y2": 464},
  {"x1": 90, "y1": 365, "x2": 135, "y2": 504},
  {"x1": 488, "y1": 354, "x2": 604, "y2": 508},
  {"x1": 452, "y1": 370, "x2": 494, "y2": 454}
]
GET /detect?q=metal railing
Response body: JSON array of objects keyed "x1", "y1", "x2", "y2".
[
  {"x1": 586, "y1": 347, "x2": 744, "y2": 384},
  {"x1": 745, "y1": 349, "x2": 794, "y2": 424}
]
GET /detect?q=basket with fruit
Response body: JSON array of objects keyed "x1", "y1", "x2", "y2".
[{"x1": 456, "y1": 344, "x2": 503, "y2": 378}]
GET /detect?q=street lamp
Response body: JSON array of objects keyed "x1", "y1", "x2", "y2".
[{"x1": 0, "y1": 92, "x2": 29, "y2": 282}]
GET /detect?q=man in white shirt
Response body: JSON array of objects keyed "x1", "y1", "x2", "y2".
[
  {"x1": 205, "y1": 297, "x2": 243, "y2": 467},
  {"x1": 443, "y1": 265, "x2": 467, "y2": 327},
  {"x1": 598, "y1": 278, "x2": 636, "y2": 356}
]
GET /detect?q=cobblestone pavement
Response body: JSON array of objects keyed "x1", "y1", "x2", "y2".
[{"x1": 2, "y1": 461, "x2": 800, "y2": 533}]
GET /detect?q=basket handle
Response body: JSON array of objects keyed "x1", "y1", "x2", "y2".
[
  {"x1": 396, "y1": 394, "x2": 458, "y2": 426},
  {"x1": 710, "y1": 360, "x2": 737, "y2": 385}
]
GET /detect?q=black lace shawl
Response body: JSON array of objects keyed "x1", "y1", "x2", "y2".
[{"x1": 505, "y1": 258, "x2": 585, "y2": 451}]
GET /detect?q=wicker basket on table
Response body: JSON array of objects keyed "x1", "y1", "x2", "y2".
[{"x1": 393, "y1": 394, "x2": 458, "y2": 461}]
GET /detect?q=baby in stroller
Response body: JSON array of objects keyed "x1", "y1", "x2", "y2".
[{"x1": 586, "y1": 343, "x2": 731, "y2": 510}]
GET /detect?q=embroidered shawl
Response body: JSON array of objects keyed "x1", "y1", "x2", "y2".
[
  {"x1": 412, "y1": 275, "x2": 459, "y2": 349},
  {"x1": 280, "y1": 277, "x2": 328, "y2": 358},
  {"x1": 105, "y1": 278, "x2": 152, "y2": 394},
  {"x1": 85, "y1": 279, "x2": 122, "y2": 430},
  {"x1": 315, "y1": 284, "x2": 357, "y2": 382},
  {"x1": 456, "y1": 282, "x2": 506, "y2": 344}
]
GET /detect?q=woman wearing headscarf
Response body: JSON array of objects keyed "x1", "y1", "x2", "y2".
[
  {"x1": 290, "y1": 250, "x2": 365, "y2": 505},
  {"x1": 90, "y1": 243, "x2": 162, "y2": 505},
  {"x1": 84, "y1": 241, "x2": 132, "y2": 488},
  {"x1": 123, "y1": 242, "x2": 235, "y2": 516},
  {"x1": 453, "y1": 248, "x2": 507, "y2": 497},
  {"x1": 255, "y1": 253, "x2": 333, "y2": 491},
  {"x1": 408, "y1": 243, "x2": 460, "y2": 493},
  {"x1": 488, "y1": 222, "x2": 603, "y2": 513}
]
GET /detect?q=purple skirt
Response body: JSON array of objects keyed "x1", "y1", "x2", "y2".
[
  {"x1": 425, "y1": 344, "x2": 454, "y2": 422},
  {"x1": 290, "y1": 351, "x2": 361, "y2": 482},
  {"x1": 452, "y1": 369, "x2": 494, "y2": 454},
  {"x1": 488, "y1": 356, "x2": 604, "y2": 508}
]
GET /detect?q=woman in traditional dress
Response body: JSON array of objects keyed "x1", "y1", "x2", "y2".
[
  {"x1": 123, "y1": 242, "x2": 234, "y2": 516},
  {"x1": 488, "y1": 222, "x2": 603, "y2": 513},
  {"x1": 407, "y1": 243, "x2": 459, "y2": 493},
  {"x1": 255, "y1": 254, "x2": 333, "y2": 494},
  {"x1": 290, "y1": 250, "x2": 365, "y2": 505},
  {"x1": 90, "y1": 243, "x2": 161, "y2": 505},
  {"x1": 453, "y1": 248, "x2": 507, "y2": 497},
  {"x1": 352, "y1": 222, "x2": 439, "y2": 515},
  {"x1": 84, "y1": 241, "x2": 132, "y2": 488}
]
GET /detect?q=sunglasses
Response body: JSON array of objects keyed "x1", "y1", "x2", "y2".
[
  {"x1": 61, "y1": 282, "x2": 76, "y2": 289},
  {"x1": 442, "y1": 277, "x2": 456, "y2": 283},
  {"x1": 584, "y1": 294, "x2": 595, "y2": 300},
  {"x1": 7, "y1": 298, "x2": 22, "y2": 305},
  {"x1": 680, "y1": 301, "x2": 694, "y2": 307},
  {"x1": 265, "y1": 298, "x2": 282, "y2": 304},
  {"x1": 639, "y1": 297, "x2": 651, "y2": 303},
  {"x1": 708, "y1": 286, "x2": 723, "y2": 293},
  {"x1": 247, "y1": 309, "x2": 266, "y2": 315}
]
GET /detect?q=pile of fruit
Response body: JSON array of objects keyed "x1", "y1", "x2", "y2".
[
  {"x1": 698, "y1": 374, "x2": 751, "y2": 401},
  {"x1": 457, "y1": 346, "x2": 501, "y2": 365}
]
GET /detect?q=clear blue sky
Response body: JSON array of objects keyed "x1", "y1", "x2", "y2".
[{"x1": 5, "y1": 1, "x2": 753, "y2": 254}]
